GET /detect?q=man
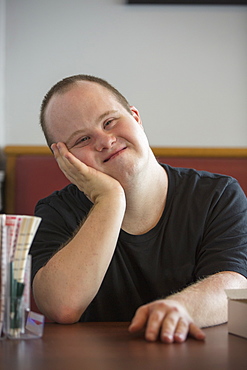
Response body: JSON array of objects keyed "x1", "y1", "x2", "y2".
[{"x1": 30, "y1": 74, "x2": 247, "y2": 344}]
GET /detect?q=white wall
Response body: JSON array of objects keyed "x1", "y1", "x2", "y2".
[{"x1": 2, "y1": 0, "x2": 247, "y2": 148}]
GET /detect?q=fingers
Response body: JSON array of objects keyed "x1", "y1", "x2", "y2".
[
  {"x1": 172, "y1": 318, "x2": 190, "y2": 343},
  {"x1": 128, "y1": 300, "x2": 205, "y2": 344},
  {"x1": 128, "y1": 305, "x2": 149, "y2": 332},
  {"x1": 51, "y1": 142, "x2": 89, "y2": 185},
  {"x1": 51, "y1": 142, "x2": 125, "y2": 204},
  {"x1": 51, "y1": 142, "x2": 74, "y2": 175},
  {"x1": 145, "y1": 304, "x2": 184, "y2": 343},
  {"x1": 146, "y1": 309, "x2": 168, "y2": 342},
  {"x1": 51, "y1": 142, "x2": 82, "y2": 172},
  {"x1": 187, "y1": 322, "x2": 206, "y2": 341},
  {"x1": 51, "y1": 142, "x2": 68, "y2": 161},
  {"x1": 161, "y1": 319, "x2": 205, "y2": 343}
]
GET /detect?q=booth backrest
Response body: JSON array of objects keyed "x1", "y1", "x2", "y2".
[
  {"x1": 14, "y1": 155, "x2": 70, "y2": 215},
  {"x1": 3, "y1": 146, "x2": 247, "y2": 215},
  {"x1": 4, "y1": 147, "x2": 70, "y2": 215},
  {"x1": 157, "y1": 156, "x2": 247, "y2": 196}
]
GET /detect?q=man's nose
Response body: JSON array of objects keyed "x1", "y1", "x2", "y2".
[{"x1": 94, "y1": 132, "x2": 116, "y2": 151}]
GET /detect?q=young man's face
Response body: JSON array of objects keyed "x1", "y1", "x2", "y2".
[{"x1": 45, "y1": 81, "x2": 151, "y2": 182}]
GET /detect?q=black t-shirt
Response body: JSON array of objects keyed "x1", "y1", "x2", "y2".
[{"x1": 30, "y1": 164, "x2": 247, "y2": 321}]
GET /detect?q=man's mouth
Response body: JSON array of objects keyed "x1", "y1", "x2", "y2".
[{"x1": 103, "y1": 147, "x2": 127, "y2": 163}]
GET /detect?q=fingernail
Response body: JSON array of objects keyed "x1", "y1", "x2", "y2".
[
  {"x1": 174, "y1": 332, "x2": 186, "y2": 342},
  {"x1": 162, "y1": 333, "x2": 173, "y2": 343}
]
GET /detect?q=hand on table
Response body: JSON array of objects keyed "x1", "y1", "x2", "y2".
[{"x1": 128, "y1": 299, "x2": 205, "y2": 343}]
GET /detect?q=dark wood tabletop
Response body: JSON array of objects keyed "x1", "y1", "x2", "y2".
[{"x1": 0, "y1": 322, "x2": 246, "y2": 370}]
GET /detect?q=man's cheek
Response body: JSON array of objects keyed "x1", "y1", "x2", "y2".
[{"x1": 74, "y1": 155, "x2": 96, "y2": 169}]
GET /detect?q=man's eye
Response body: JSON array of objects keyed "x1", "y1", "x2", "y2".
[
  {"x1": 75, "y1": 136, "x2": 90, "y2": 146},
  {"x1": 104, "y1": 119, "x2": 113, "y2": 128}
]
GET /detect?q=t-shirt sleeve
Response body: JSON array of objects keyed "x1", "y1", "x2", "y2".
[
  {"x1": 29, "y1": 187, "x2": 90, "y2": 283},
  {"x1": 29, "y1": 202, "x2": 72, "y2": 283},
  {"x1": 195, "y1": 179, "x2": 247, "y2": 279}
]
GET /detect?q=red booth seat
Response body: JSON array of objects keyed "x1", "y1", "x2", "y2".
[{"x1": 4, "y1": 146, "x2": 247, "y2": 216}]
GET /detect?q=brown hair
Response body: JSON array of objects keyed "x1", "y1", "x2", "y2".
[{"x1": 40, "y1": 74, "x2": 132, "y2": 147}]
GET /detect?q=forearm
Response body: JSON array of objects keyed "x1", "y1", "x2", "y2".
[
  {"x1": 129, "y1": 271, "x2": 246, "y2": 343},
  {"x1": 33, "y1": 192, "x2": 126, "y2": 323},
  {"x1": 167, "y1": 271, "x2": 247, "y2": 327}
]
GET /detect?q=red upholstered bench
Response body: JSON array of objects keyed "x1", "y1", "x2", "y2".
[
  {"x1": 4, "y1": 146, "x2": 247, "y2": 215},
  {"x1": 157, "y1": 156, "x2": 247, "y2": 196},
  {"x1": 14, "y1": 155, "x2": 70, "y2": 215},
  {"x1": 4, "y1": 146, "x2": 70, "y2": 215}
]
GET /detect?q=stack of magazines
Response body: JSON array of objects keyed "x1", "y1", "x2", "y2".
[{"x1": 0, "y1": 214, "x2": 44, "y2": 339}]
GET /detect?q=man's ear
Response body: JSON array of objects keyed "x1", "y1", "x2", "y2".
[{"x1": 130, "y1": 106, "x2": 143, "y2": 127}]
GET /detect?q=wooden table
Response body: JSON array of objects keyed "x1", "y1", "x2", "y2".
[{"x1": 0, "y1": 322, "x2": 246, "y2": 370}]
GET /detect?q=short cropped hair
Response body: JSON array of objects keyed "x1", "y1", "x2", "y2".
[{"x1": 40, "y1": 74, "x2": 132, "y2": 147}]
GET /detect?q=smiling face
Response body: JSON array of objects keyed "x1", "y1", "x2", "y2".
[{"x1": 44, "y1": 81, "x2": 151, "y2": 183}]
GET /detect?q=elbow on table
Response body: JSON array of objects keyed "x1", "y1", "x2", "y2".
[
  {"x1": 52, "y1": 309, "x2": 82, "y2": 325},
  {"x1": 33, "y1": 289, "x2": 85, "y2": 324},
  {"x1": 32, "y1": 269, "x2": 88, "y2": 324},
  {"x1": 43, "y1": 303, "x2": 84, "y2": 324}
]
